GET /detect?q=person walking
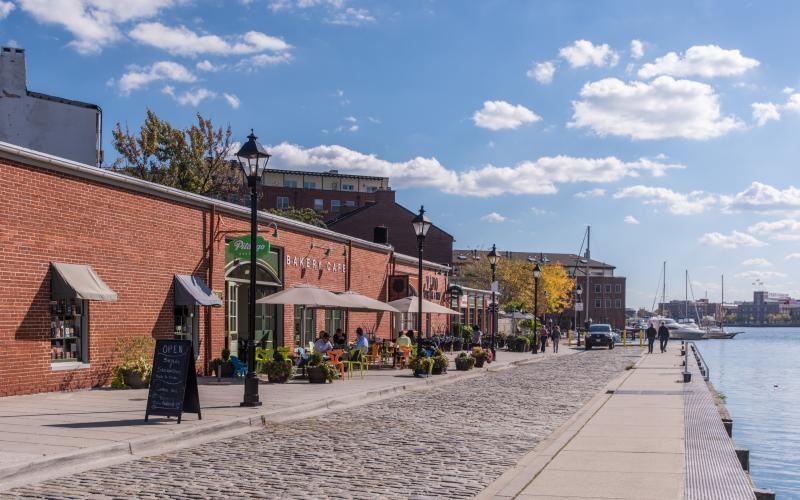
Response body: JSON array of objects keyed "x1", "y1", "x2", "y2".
[
  {"x1": 550, "y1": 325, "x2": 561, "y2": 353},
  {"x1": 658, "y1": 321, "x2": 670, "y2": 353},
  {"x1": 540, "y1": 325, "x2": 548, "y2": 353},
  {"x1": 471, "y1": 324, "x2": 483, "y2": 349},
  {"x1": 646, "y1": 323, "x2": 657, "y2": 353}
]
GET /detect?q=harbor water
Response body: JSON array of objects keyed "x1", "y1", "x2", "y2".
[{"x1": 697, "y1": 327, "x2": 800, "y2": 498}]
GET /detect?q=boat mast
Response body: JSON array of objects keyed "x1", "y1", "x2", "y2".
[
  {"x1": 662, "y1": 261, "x2": 666, "y2": 316},
  {"x1": 721, "y1": 274, "x2": 725, "y2": 328},
  {"x1": 685, "y1": 269, "x2": 688, "y2": 320},
  {"x1": 584, "y1": 225, "x2": 591, "y2": 326}
]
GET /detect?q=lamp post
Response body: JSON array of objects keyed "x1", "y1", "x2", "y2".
[
  {"x1": 411, "y1": 206, "x2": 431, "y2": 355},
  {"x1": 487, "y1": 244, "x2": 500, "y2": 361},
  {"x1": 533, "y1": 262, "x2": 541, "y2": 354},
  {"x1": 575, "y1": 284, "x2": 582, "y2": 346},
  {"x1": 235, "y1": 130, "x2": 270, "y2": 407}
]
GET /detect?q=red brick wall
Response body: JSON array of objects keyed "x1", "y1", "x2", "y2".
[
  {"x1": 0, "y1": 157, "x2": 449, "y2": 396},
  {"x1": 257, "y1": 185, "x2": 375, "y2": 218}
]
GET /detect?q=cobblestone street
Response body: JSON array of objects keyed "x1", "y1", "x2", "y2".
[{"x1": 7, "y1": 348, "x2": 642, "y2": 499}]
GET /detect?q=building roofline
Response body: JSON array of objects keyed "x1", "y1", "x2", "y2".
[
  {"x1": 452, "y1": 249, "x2": 615, "y2": 270},
  {"x1": 26, "y1": 91, "x2": 101, "y2": 111},
  {"x1": 0, "y1": 141, "x2": 449, "y2": 271},
  {"x1": 264, "y1": 168, "x2": 387, "y2": 182}
]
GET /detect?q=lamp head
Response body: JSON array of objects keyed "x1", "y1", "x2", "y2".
[
  {"x1": 411, "y1": 205, "x2": 432, "y2": 238},
  {"x1": 235, "y1": 129, "x2": 271, "y2": 182}
]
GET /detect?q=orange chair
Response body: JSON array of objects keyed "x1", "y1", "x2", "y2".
[
  {"x1": 364, "y1": 343, "x2": 382, "y2": 369},
  {"x1": 327, "y1": 349, "x2": 346, "y2": 381},
  {"x1": 398, "y1": 346, "x2": 411, "y2": 369}
]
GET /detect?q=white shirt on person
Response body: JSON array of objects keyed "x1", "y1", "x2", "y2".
[{"x1": 314, "y1": 339, "x2": 332, "y2": 354}]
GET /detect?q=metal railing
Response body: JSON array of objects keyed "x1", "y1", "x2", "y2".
[{"x1": 687, "y1": 341, "x2": 710, "y2": 381}]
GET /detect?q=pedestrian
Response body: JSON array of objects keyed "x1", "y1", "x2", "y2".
[
  {"x1": 646, "y1": 323, "x2": 657, "y2": 353},
  {"x1": 550, "y1": 325, "x2": 561, "y2": 353},
  {"x1": 658, "y1": 321, "x2": 670, "y2": 353},
  {"x1": 540, "y1": 325, "x2": 548, "y2": 353},
  {"x1": 471, "y1": 324, "x2": 483, "y2": 348}
]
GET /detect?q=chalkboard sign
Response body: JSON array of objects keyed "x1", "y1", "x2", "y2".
[{"x1": 145, "y1": 339, "x2": 201, "y2": 423}]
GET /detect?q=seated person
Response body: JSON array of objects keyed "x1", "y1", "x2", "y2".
[
  {"x1": 349, "y1": 328, "x2": 368, "y2": 361},
  {"x1": 396, "y1": 331, "x2": 412, "y2": 347},
  {"x1": 332, "y1": 328, "x2": 346, "y2": 347},
  {"x1": 313, "y1": 331, "x2": 333, "y2": 355}
]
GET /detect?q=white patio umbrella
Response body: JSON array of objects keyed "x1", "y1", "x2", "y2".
[
  {"x1": 257, "y1": 284, "x2": 350, "y2": 345},
  {"x1": 335, "y1": 291, "x2": 400, "y2": 312},
  {"x1": 387, "y1": 296, "x2": 460, "y2": 315}
]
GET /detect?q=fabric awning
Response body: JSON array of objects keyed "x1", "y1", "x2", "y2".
[
  {"x1": 174, "y1": 275, "x2": 222, "y2": 307},
  {"x1": 51, "y1": 262, "x2": 118, "y2": 301}
]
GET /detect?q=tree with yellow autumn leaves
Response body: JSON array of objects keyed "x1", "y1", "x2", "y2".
[{"x1": 456, "y1": 258, "x2": 575, "y2": 316}]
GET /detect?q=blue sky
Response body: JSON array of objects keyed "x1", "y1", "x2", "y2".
[{"x1": 3, "y1": 0, "x2": 800, "y2": 308}]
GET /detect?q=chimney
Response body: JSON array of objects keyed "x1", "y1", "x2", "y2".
[
  {"x1": 373, "y1": 188, "x2": 395, "y2": 204},
  {"x1": 0, "y1": 47, "x2": 26, "y2": 94},
  {"x1": 373, "y1": 225, "x2": 389, "y2": 244}
]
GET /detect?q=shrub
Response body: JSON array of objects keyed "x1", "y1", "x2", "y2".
[
  {"x1": 110, "y1": 336, "x2": 155, "y2": 389},
  {"x1": 455, "y1": 352, "x2": 476, "y2": 370}
]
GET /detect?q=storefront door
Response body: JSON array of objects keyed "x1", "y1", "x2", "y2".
[{"x1": 225, "y1": 263, "x2": 281, "y2": 357}]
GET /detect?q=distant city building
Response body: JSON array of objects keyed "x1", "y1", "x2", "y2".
[
  {"x1": 451, "y1": 249, "x2": 626, "y2": 329},
  {"x1": 736, "y1": 290, "x2": 799, "y2": 324},
  {"x1": 0, "y1": 47, "x2": 102, "y2": 166},
  {"x1": 658, "y1": 299, "x2": 722, "y2": 321}
]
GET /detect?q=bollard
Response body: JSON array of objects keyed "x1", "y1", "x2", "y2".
[
  {"x1": 567, "y1": 330, "x2": 572, "y2": 346},
  {"x1": 735, "y1": 448, "x2": 750, "y2": 472},
  {"x1": 639, "y1": 329, "x2": 644, "y2": 347},
  {"x1": 682, "y1": 346, "x2": 692, "y2": 383},
  {"x1": 623, "y1": 328, "x2": 627, "y2": 346}
]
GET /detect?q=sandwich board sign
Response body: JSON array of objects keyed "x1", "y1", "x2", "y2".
[{"x1": 145, "y1": 339, "x2": 201, "y2": 424}]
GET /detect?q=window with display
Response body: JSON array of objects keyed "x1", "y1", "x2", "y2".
[{"x1": 50, "y1": 298, "x2": 88, "y2": 363}]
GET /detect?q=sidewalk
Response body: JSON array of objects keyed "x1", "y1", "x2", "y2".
[
  {"x1": 480, "y1": 345, "x2": 756, "y2": 500},
  {"x1": 0, "y1": 348, "x2": 571, "y2": 490}
]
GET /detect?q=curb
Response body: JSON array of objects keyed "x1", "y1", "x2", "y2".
[
  {"x1": 477, "y1": 351, "x2": 646, "y2": 500},
  {"x1": 0, "y1": 350, "x2": 574, "y2": 491}
]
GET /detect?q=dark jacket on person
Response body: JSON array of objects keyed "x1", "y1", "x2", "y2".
[
  {"x1": 646, "y1": 326, "x2": 657, "y2": 339},
  {"x1": 657, "y1": 325, "x2": 670, "y2": 339}
]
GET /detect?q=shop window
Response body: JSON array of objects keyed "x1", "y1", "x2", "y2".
[
  {"x1": 314, "y1": 199, "x2": 324, "y2": 212},
  {"x1": 594, "y1": 284, "x2": 601, "y2": 294},
  {"x1": 304, "y1": 181, "x2": 317, "y2": 189},
  {"x1": 325, "y1": 309, "x2": 344, "y2": 333},
  {"x1": 331, "y1": 200, "x2": 341, "y2": 213},
  {"x1": 277, "y1": 196, "x2": 289, "y2": 209},
  {"x1": 174, "y1": 305, "x2": 200, "y2": 357},
  {"x1": 284, "y1": 180, "x2": 298, "y2": 188},
  {"x1": 400, "y1": 312, "x2": 416, "y2": 332},
  {"x1": 294, "y1": 306, "x2": 316, "y2": 347},
  {"x1": 50, "y1": 299, "x2": 87, "y2": 363}
]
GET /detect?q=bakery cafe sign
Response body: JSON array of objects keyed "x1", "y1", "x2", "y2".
[{"x1": 285, "y1": 254, "x2": 346, "y2": 274}]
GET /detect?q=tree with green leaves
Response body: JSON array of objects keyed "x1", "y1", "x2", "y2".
[
  {"x1": 111, "y1": 110, "x2": 242, "y2": 198},
  {"x1": 267, "y1": 208, "x2": 327, "y2": 228}
]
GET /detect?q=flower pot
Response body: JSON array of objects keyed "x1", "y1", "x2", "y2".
[
  {"x1": 682, "y1": 372, "x2": 692, "y2": 383},
  {"x1": 267, "y1": 372, "x2": 291, "y2": 383},
  {"x1": 220, "y1": 362, "x2": 234, "y2": 378},
  {"x1": 122, "y1": 370, "x2": 147, "y2": 389},
  {"x1": 474, "y1": 358, "x2": 485, "y2": 368},
  {"x1": 414, "y1": 369, "x2": 429, "y2": 378},
  {"x1": 532, "y1": 344, "x2": 539, "y2": 354},
  {"x1": 307, "y1": 366, "x2": 327, "y2": 384},
  {"x1": 455, "y1": 358, "x2": 474, "y2": 371},
  {"x1": 431, "y1": 366, "x2": 443, "y2": 375}
]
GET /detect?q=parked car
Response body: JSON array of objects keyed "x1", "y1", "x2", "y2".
[{"x1": 586, "y1": 324, "x2": 615, "y2": 350}]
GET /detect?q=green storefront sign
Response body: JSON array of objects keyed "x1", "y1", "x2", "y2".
[{"x1": 226, "y1": 235, "x2": 271, "y2": 262}]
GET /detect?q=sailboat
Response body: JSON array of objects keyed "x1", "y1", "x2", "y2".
[
  {"x1": 648, "y1": 263, "x2": 706, "y2": 340},
  {"x1": 703, "y1": 274, "x2": 742, "y2": 339}
]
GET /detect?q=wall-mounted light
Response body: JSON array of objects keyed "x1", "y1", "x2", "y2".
[{"x1": 269, "y1": 222, "x2": 278, "y2": 237}]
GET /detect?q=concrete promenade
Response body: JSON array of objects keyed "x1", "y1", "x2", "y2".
[
  {"x1": 480, "y1": 344, "x2": 757, "y2": 500},
  {"x1": 0, "y1": 349, "x2": 569, "y2": 491}
]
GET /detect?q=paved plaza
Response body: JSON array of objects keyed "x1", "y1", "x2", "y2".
[{"x1": 4, "y1": 348, "x2": 638, "y2": 498}]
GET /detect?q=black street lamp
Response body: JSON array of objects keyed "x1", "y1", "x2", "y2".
[
  {"x1": 235, "y1": 130, "x2": 270, "y2": 407},
  {"x1": 411, "y1": 206, "x2": 431, "y2": 356},
  {"x1": 486, "y1": 244, "x2": 500, "y2": 361},
  {"x1": 533, "y1": 262, "x2": 541, "y2": 354},
  {"x1": 575, "y1": 284, "x2": 583, "y2": 346}
]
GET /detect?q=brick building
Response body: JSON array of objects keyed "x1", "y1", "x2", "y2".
[
  {"x1": 451, "y1": 249, "x2": 626, "y2": 329},
  {"x1": 328, "y1": 190, "x2": 454, "y2": 266},
  {"x1": 0, "y1": 142, "x2": 451, "y2": 396}
]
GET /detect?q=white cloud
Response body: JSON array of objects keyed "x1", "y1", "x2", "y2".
[
  {"x1": 721, "y1": 182, "x2": 800, "y2": 214},
  {"x1": 196, "y1": 60, "x2": 223, "y2": 72},
  {"x1": 785, "y1": 253, "x2": 800, "y2": 261},
  {"x1": 783, "y1": 87, "x2": 795, "y2": 95},
  {"x1": 237, "y1": 52, "x2": 293, "y2": 70},
  {"x1": 570, "y1": 76, "x2": 744, "y2": 140},
  {"x1": 699, "y1": 231, "x2": 766, "y2": 249},
  {"x1": 162, "y1": 86, "x2": 216, "y2": 107},
  {"x1": 129, "y1": 23, "x2": 290, "y2": 57},
  {"x1": 613, "y1": 185, "x2": 716, "y2": 215},
  {"x1": 326, "y1": 7, "x2": 374, "y2": 25},
  {"x1": 223, "y1": 93, "x2": 241, "y2": 109},
  {"x1": 269, "y1": 0, "x2": 373, "y2": 25},
  {"x1": 752, "y1": 102, "x2": 781, "y2": 126},
  {"x1": 735, "y1": 270, "x2": 787, "y2": 280},
  {"x1": 527, "y1": 61, "x2": 555, "y2": 84},
  {"x1": 0, "y1": 1, "x2": 15, "y2": 19},
  {"x1": 624, "y1": 215, "x2": 640, "y2": 224},
  {"x1": 741, "y1": 258, "x2": 772, "y2": 267},
  {"x1": 481, "y1": 212, "x2": 507, "y2": 223},
  {"x1": 269, "y1": 0, "x2": 344, "y2": 12},
  {"x1": 530, "y1": 207, "x2": 552, "y2": 215},
  {"x1": 17, "y1": 0, "x2": 176, "y2": 54},
  {"x1": 638, "y1": 45, "x2": 759, "y2": 79},
  {"x1": 630, "y1": 39, "x2": 644, "y2": 59},
  {"x1": 748, "y1": 219, "x2": 800, "y2": 241},
  {"x1": 574, "y1": 188, "x2": 606, "y2": 198},
  {"x1": 559, "y1": 39, "x2": 619, "y2": 68},
  {"x1": 117, "y1": 61, "x2": 196, "y2": 94},
  {"x1": 473, "y1": 100, "x2": 541, "y2": 130},
  {"x1": 267, "y1": 143, "x2": 683, "y2": 197}
]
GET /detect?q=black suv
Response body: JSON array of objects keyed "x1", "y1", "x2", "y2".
[{"x1": 585, "y1": 324, "x2": 615, "y2": 350}]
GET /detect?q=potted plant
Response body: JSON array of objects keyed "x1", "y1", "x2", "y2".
[
  {"x1": 461, "y1": 324, "x2": 473, "y2": 348},
  {"x1": 409, "y1": 354, "x2": 433, "y2": 377},
  {"x1": 260, "y1": 350, "x2": 296, "y2": 383},
  {"x1": 306, "y1": 352, "x2": 339, "y2": 384},
  {"x1": 212, "y1": 348, "x2": 234, "y2": 377},
  {"x1": 471, "y1": 347, "x2": 488, "y2": 367},
  {"x1": 455, "y1": 352, "x2": 475, "y2": 371},
  {"x1": 431, "y1": 349, "x2": 448, "y2": 375},
  {"x1": 110, "y1": 336, "x2": 156, "y2": 389},
  {"x1": 514, "y1": 336, "x2": 530, "y2": 352}
]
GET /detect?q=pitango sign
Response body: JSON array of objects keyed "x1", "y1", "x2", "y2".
[{"x1": 286, "y1": 254, "x2": 346, "y2": 274}]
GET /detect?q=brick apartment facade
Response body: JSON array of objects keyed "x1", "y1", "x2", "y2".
[{"x1": 0, "y1": 143, "x2": 450, "y2": 396}]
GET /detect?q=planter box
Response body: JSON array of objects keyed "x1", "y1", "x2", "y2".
[
  {"x1": 218, "y1": 362, "x2": 234, "y2": 378},
  {"x1": 414, "y1": 369, "x2": 429, "y2": 378},
  {"x1": 307, "y1": 366, "x2": 327, "y2": 384},
  {"x1": 431, "y1": 366, "x2": 444, "y2": 375},
  {"x1": 122, "y1": 370, "x2": 148, "y2": 389},
  {"x1": 474, "y1": 358, "x2": 486, "y2": 368}
]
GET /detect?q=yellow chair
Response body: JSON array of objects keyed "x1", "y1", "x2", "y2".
[
  {"x1": 346, "y1": 347, "x2": 368, "y2": 379},
  {"x1": 364, "y1": 343, "x2": 382, "y2": 369}
]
